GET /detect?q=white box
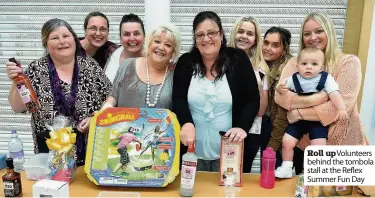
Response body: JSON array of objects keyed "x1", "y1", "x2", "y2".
[{"x1": 33, "y1": 179, "x2": 69, "y2": 197}]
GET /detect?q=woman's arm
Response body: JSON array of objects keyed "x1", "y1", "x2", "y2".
[
  {"x1": 102, "y1": 96, "x2": 117, "y2": 109},
  {"x1": 172, "y1": 53, "x2": 196, "y2": 146},
  {"x1": 171, "y1": 53, "x2": 194, "y2": 127},
  {"x1": 310, "y1": 55, "x2": 362, "y2": 126},
  {"x1": 92, "y1": 59, "x2": 112, "y2": 111},
  {"x1": 236, "y1": 49, "x2": 260, "y2": 132},
  {"x1": 6, "y1": 60, "x2": 30, "y2": 113},
  {"x1": 8, "y1": 82, "x2": 27, "y2": 113},
  {"x1": 258, "y1": 90, "x2": 268, "y2": 116}
]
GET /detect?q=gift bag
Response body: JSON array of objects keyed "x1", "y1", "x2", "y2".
[{"x1": 45, "y1": 116, "x2": 77, "y2": 184}]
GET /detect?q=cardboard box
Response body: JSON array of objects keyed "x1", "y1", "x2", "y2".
[
  {"x1": 219, "y1": 137, "x2": 244, "y2": 187},
  {"x1": 32, "y1": 179, "x2": 69, "y2": 197},
  {"x1": 85, "y1": 108, "x2": 181, "y2": 187}
]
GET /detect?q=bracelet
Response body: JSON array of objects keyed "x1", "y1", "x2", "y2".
[{"x1": 296, "y1": 109, "x2": 304, "y2": 120}]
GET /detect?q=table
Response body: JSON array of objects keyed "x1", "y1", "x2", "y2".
[{"x1": 0, "y1": 168, "x2": 360, "y2": 197}]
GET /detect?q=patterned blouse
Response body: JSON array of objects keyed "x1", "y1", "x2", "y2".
[{"x1": 25, "y1": 56, "x2": 112, "y2": 154}]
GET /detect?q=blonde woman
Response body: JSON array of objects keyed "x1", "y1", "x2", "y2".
[
  {"x1": 102, "y1": 24, "x2": 181, "y2": 109},
  {"x1": 275, "y1": 12, "x2": 367, "y2": 174},
  {"x1": 228, "y1": 16, "x2": 270, "y2": 173}
]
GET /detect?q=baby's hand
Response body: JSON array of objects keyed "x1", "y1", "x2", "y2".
[
  {"x1": 276, "y1": 79, "x2": 289, "y2": 94},
  {"x1": 336, "y1": 109, "x2": 349, "y2": 121}
]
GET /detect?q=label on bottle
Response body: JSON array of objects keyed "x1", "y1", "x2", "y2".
[
  {"x1": 3, "y1": 179, "x2": 22, "y2": 197},
  {"x1": 16, "y1": 84, "x2": 31, "y2": 103},
  {"x1": 181, "y1": 160, "x2": 197, "y2": 189},
  {"x1": 9, "y1": 150, "x2": 24, "y2": 160}
]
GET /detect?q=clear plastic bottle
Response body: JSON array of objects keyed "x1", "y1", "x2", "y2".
[
  {"x1": 8, "y1": 130, "x2": 25, "y2": 172},
  {"x1": 180, "y1": 142, "x2": 197, "y2": 197}
]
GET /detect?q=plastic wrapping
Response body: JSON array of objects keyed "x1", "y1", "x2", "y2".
[{"x1": 45, "y1": 116, "x2": 77, "y2": 183}]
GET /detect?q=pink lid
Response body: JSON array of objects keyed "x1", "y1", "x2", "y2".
[{"x1": 262, "y1": 147, "x2": 276, "y2": 159}]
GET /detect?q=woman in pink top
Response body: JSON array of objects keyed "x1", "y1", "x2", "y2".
[{"x1": 275, "y1": 12, "x2": 367, "y2": 174}]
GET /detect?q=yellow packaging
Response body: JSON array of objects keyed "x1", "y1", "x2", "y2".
[
  {"x1": 308, "y1": 186, "x2": 353, "y2": 197},
  {"x1": 85, "y1": 108, "x2": 180, "y2": 187}
]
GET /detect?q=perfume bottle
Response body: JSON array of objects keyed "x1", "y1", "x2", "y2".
[
  {"x1": 9, "y1": 57, "x2": 40, "y2": 113},
  {"x1": 2, "y1": 158, "x2": 22, "y2": 197},
  {"x1": 223, "y1": 167, "x2": 236, "y2": 186},
  {"x1": 223, "y1": 167, "x2": 236, "y2": 198}
]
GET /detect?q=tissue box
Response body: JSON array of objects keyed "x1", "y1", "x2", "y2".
[{"x1": 32, "y1": 179, "x2": 69, "y2": 197}]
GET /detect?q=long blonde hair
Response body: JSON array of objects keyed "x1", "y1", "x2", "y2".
[
  {"x1": 228, "y1": 16, "x2": 269, "y2": 81},
  {"x1": 299, "y1": 12, "x2": 341, "y2": 74}
]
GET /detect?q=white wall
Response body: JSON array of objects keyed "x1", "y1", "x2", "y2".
[{"x1": 360, "y1": 3, "x2": 375, "y2": 145}]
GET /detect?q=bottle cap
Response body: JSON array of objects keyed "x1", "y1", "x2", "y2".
[
  {"x1": 227, "y1": 167, "x2": 233, "y2": 172},
  {"x1": 6, "y1": 158, "x2": 14, "y2": 169},
  {"x1": 262, "y1": 147, "x2": 276, "y2": 159},
  {"x1": 11, "y1": 130, "x2": 17, "y2": 134},
  {"x1": 187, "y1": 141, "x2": 195, "y2": 153}
]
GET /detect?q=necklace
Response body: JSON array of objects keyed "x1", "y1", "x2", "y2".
[{"x1": 145, "y1": 59, "x2": 169, "y2": 107}]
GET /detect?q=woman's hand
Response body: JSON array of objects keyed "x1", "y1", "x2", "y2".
[
  {"x1": 336, "y1": 109, "x2": 349, "y2": 121},
  {"x1": 225, "y1": 127, "x2": 247, "y2": 143},
  {"x1": 180, "y1": 123, "x2": 195, "y2": 146},
  {"x1": 287, "y1": 109, "x2": 301, "y2": 123},
  {"x1": 6, "y1": 60, "x2": 22, "y2": 80},
  {"x1": 276, "y1": 79, "x2": 289, "y2": 94},
  {"x1": 77, "y1": 117, "x2": 91, "y2": 133}
]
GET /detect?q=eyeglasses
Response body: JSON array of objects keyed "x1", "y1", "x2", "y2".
[
  {"x1": 194, "y1": 30, "x2": 220, "y2": 40},
  {"x1": 87, "y1": 26, "x2": 108, "y2": 33}
]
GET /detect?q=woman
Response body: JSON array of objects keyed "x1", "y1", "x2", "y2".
[
  {"x1": 79, "y1": 11, "x2": 119, "y2": 69},
  {"x1": 105, "y1": 13, "x2": 145, "y2": 83},
  {"x1": 6, "y1": 19, "x2": 111, "y2": 165},
  {"x1": 262, "y1": 27, "x2": 293, "y2": 155},
  {"x1": 172, "y1": 11, "x2": 260, "y2": 172},
  {"x1": 101, "y1": 24, "x2": 181, "y2": 109},
  {"x1": 275, "y1": 12, "x2": 367, "y2": 174},
  {"x1": 228, "y1": 16, "x2": 269, "y2": 173}
]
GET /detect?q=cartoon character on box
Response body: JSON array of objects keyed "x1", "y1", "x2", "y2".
[
  {"x1": 139, "y1": 124, "x2": 170, "y2": 162},
  {"x1": 111, "y1": 126, "x2": 142, "y2": 173}
]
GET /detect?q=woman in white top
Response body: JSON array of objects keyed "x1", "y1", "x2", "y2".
[
  {"x1": 228, "y1": 16, "x2": 270, "y2": 173},
  {"x1": 105, "y1": 13, "x2": 145, "y2": 82}
]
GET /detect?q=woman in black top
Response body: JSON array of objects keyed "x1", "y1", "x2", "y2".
[
  {"x1": 172, "y1": 11, "x2": 260, "y2": 172},
  {"x1": 79, "y1": 12, "x2": 119, "y2": 69}
]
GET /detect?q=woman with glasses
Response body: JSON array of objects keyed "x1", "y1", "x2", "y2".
[
  {"x1": 228, "y1": 16, "x2": 270, "y2": 173},
  {"x1": 104, "y1": 13, "x2": 145, "y2": 83},
  {"x1": 172, "y1": 11, "x2": 260, "y2": 172},
  {"x1": 79, "y1": 12, "x2": 119, "y2": 69},
  {"x1": 6, "y1": 19, "x2": 111, "y2": 165}
]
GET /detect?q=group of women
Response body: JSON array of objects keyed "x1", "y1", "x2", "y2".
[{"x1": 6, "y1": 9, "x2": 366, "y2": 173}]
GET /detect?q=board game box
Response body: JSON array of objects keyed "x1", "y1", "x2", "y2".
[{"x1": 85, "y1": 108, "x2": 180, "y2": 187}]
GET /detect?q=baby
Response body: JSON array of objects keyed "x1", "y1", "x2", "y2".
[{"x1": 275, "y1": 48, "x2": 348, "y2": 178}]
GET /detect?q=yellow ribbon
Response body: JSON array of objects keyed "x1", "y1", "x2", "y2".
[{"x1": 46, "y1": 127, "x2": 76, "y2": 153}]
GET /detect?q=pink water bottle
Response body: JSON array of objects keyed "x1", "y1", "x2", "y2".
[{"x1": 260, "y1": 147, "x2": 276, "y2": 189}]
